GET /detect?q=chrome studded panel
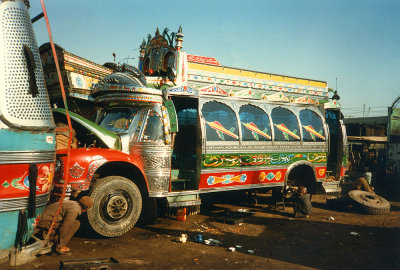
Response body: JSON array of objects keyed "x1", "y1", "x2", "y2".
[
  {"x1": 132, "y1": 142, "x2": 171, "y2": 192},
  {"x1": 0, "y1": 1, "x2": 53, "y2": 129}
]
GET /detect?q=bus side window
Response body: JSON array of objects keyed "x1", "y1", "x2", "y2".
[
  {"x1": 299, "y1": 109, "x2": 326, "y2": 142},
  {"x1": 142, "y1": 110, "x2": 164, "y2": 142},
  {"x1": 202, "y1": 101, "x2": 239, "y2": 141},
  {"x1": 239, "y1": 104, "x2": 272, "y2": 141},
  {"x1": 271, "y1": 107, "x2": 300, "y2": 141}
]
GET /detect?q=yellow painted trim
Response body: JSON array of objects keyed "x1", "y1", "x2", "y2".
[
  {"x1": 223, "y1": 67, "x2": 241, "y2": 76},
  {"x1": 65, "y1": 65, "x2": 75, "y2": 72},
  {"x1": 309, "y1": 81, "x2": 327, "y2": 88},
  {"x1": 284, "y1": 77, "x2": 297, "y2": 84},
  {"x1": 297, "y1": 79, "x2": 309, "y2": 85},
  {"x1": 270, "y1": 75, "x2": 284, "y2": 82},
  {"x1": 188, "y1": 62, "x2": 327, "y2": 88},
  {"x1": 258, "y1": 73, "x2": 271, "y2": 80},
  {"x1": 241, "y1": 70, "x2": 255, "y2": 77}
]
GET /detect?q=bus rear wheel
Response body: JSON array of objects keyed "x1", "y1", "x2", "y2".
[{"x1": 87, "y1": 176, "x2": 142, "y2": 237}]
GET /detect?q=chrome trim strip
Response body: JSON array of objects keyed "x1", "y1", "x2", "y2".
[
  {"x1": 0, "y1": 193, "x2": 50, "y2": 213},
  {"x1": 149, "y1": 182, "x2": 283, "y2": 197},
  {"x1": 0, "y1": 151, "x2": 55, "y2": 164},
  {"x1": 168, "y1": 200, "x2": 202, "y2": 207},
  {"x1": 146, "y1": 170, "x2": 170, "y2": 177},
  {"x1": 205, "y1": 144, "x2": 328, "y2": 154}
]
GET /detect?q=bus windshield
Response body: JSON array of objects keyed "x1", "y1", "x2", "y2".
[{"x1": 99, "y1": 107, "x2": 141, "y2": 134}]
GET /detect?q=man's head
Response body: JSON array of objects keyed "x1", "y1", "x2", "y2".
[
  {"x1": 298, "y1": 186, "x2": 307, "y2": 195},
  {"x1": 78, "y1": 196, "x2": 94, "y2": 212}
]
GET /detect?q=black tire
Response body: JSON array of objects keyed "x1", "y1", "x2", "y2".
[
  {"x1": 87, "y1": 176, "x2": 142, "y2": 237},
  {"x1": 348, "y1": 190, "x2": 390, "y2": 215}
]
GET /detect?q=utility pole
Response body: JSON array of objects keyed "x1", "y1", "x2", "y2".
[
  {"x1": 336, "y1": 77, "x2": 338, "y2": 92},
  {"x1": 363, "y1": 104, "x2": 365, "y2": 117}
]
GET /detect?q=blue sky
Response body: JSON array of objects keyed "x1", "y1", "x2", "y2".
[{"x1": 30, "y1": 0, "x2": 400, "y2": 117}]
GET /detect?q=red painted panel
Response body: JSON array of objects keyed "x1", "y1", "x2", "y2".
[
  {"x1": 340, "y1": 166, "x2": 346, "y2": 177},
  {"x1": 199, "y1": 169, "x2": 286, "y2": 189},
  {"x1": 314, "y1": 166, "x2": 327, "y2": 179},
  {"x1": 0, "y1": 162, "x2": 54, "y2": 199},
  {"x1": 55, "y1": 148, "x2": 145, "y2": 190}
]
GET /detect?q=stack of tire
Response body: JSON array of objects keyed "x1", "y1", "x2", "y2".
[{"x1": 348, "y1": 190, "x2": 391, "y2": 215}]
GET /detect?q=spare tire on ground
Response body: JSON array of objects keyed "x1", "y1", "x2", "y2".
[{"x1": 348, "y1": 190, "x2": 390, "y2": 215}]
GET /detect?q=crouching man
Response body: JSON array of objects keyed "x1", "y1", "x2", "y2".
[
  {"x1": 352, "y1": 176, "x2": 374, "y2": 193},
  {"x1": 293, "y1": 186, "x2": 312, "y2": 218},
  {"x1": 37, "y1": 196, "x2": 94, "y2": 254}
]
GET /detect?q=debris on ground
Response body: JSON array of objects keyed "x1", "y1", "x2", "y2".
[
  {"x1": 59, "y1": 257, "x2": 119, "y2": 270},
  {"x1": 179, "y1": 234, "x2": 187, "y2": 243},
  {"x1": 204, "y1": 239, "x2": 222, "y2": 246},
  {"x1": 213, "y1": 209, "x2": 255, "y2": 225},
  {"x1": 195, "y1": 233, "x2": 203, "y2": 243}
]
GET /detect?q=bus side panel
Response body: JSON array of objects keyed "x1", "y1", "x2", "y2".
[
  {"x1": 0, "y1": 163, "x2": 54, "y2": 199},
  {"x1": 0, "y1": 163, "x2": 53, "y2": 252},
  {"x1": 0, "y1": 129, "x2": 55, "y2": 152},
  {"x1": 0, "y1": 206, "x2": 44, "y2": 250},
  {"x1": 200, "y1": 151, "x2": 328, "y2": 189},
  {"x1": 199, "y1": 168, "x2": 286, "y2": 189}
]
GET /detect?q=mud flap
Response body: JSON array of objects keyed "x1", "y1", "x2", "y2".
[{"x1": 28, "y1": 164, "x2": 38, "y2": 218}]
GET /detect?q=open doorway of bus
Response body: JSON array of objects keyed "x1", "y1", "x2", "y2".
[
  {"x1": 170, "y1": 96, "x2": 199, "y2": 191},
  {"x1": 325, "y1": 107, "x2": 348, "y2": 181}
]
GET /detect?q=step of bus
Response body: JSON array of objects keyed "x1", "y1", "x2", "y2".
[
  {"x1": 321, "y1": 180, "x2": 342, "y2": 199},
  {"x1": 171, "y1": 169, "x2": 194, "y2": 190},
  {"x1": 166, "y1": 194, "x2": 201, "y2": 216}
]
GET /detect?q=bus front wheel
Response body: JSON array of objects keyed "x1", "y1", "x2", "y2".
[{"x1": 87, "y1": 176, "x2": 142, "y2": 237}]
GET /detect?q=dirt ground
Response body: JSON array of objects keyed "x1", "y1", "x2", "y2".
[{"x1": 1, "y1": 191, "x2": 400, "y2": 270}]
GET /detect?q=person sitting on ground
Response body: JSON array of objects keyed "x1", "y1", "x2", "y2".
[
  {"x1": 352, "y1": 176, "x2": 374, "y2": 193},
  {"x1": 37, "y1": 196, "x2": 94, "y2": 254},
  {"x1": 293, "y1": 186, "x2": 312, "y2": 218}
]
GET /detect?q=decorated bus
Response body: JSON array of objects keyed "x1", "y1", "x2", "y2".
[
  {"x1": 0, "y1": 0, "x2": 55, "y2": 261},
  {"x1": 51, "y1": 26, "x2": 347, "y2": 237}
]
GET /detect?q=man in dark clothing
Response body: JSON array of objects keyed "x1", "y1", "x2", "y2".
[
  {"x1": 37, "y1": 196, "x2": 93, "y2": 254},
  {"x1": 293, "y1": 186, "x2": 312, "y2": 218}
]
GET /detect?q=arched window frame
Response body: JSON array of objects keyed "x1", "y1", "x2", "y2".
[
  {"x1": 299, "y1": 108, "x2": 327, "y2": 142},
  {"x1": 199, "y1": 98, "x2": 240, "y2": 145},
  {"x1": 269, "y1": 105, "x2": 302, "y2": 142},
  {"x1": 237, "y1": 102, "x2": 273, "y2": 143}
]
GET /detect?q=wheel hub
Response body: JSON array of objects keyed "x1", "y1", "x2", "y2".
[
  {"x1": 106, "y1": 195, "x2": 128, "y2": 219},
  {"x1": 362, "y1": 194, "x2": 381, "y2": 204}
]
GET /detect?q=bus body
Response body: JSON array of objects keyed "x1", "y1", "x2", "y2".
[
  {"x1": 51, "y1": 27, "x2": 347, "y2": 237},
  {"x1": 0, "y1": 0, "x2": 55, "y2": 259}
]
